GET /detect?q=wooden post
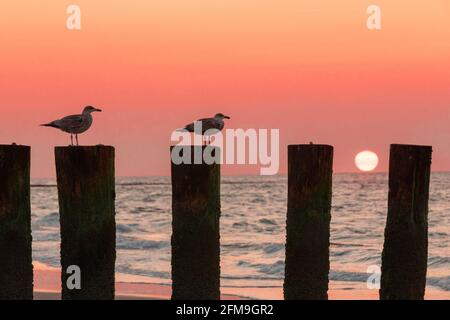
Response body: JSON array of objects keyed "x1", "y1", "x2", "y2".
[
  {"x1": 0, "y1": 145, "x2": 33, "y2": 300},
  {"x1": 170, "y1": 145, "x2": 221, "y2": 300},
  {"x1": 55, "y1": 146, "x2": 116, "y2": 300},
  {"x1": 380, "y1": 144, "x2": 432, "y2": 300},
  {"x1": 284, "y1": 144, "x2": 333, "y2": 300}
]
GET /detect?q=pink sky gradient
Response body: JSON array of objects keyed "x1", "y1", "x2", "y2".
[{"x1": 1, "y1": 1, "x2": 449, "y2": 177}]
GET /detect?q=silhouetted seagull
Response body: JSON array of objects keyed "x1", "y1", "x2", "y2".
[
  {"x1": 181, "y1": 113, "x2": 231, "y2": 144},
  {"x1": 41, "y1": 106, "x2": 102, "y2": 146}
]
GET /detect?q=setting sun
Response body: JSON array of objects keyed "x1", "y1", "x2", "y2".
[{"x1": 355, "y1": 151, "x2": 379, "y2": 172}]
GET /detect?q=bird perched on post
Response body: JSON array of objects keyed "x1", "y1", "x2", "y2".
[
  {"x1": 180, "y1": 113, "x2": 231, "y2": 144},
  {"x1": 41, "y1": 106, "x2": 102, "y2": 146}
]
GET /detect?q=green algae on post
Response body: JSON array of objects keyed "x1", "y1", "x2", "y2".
[
  {"x1": 380, "y1": 144, "x2": 432, "y2": 300},
  {"x1": 284, "y1": 144, "x2": 333, "y2": 300},
  {"x1": 0, "y1": 144, "x2": 33, "y2": 300},
  {"x1": 171, "y1": 146, "x2": 221, "y2": 300},
  {"x1": 55, "y1": 146, "x2": 116, "y2": 300}
]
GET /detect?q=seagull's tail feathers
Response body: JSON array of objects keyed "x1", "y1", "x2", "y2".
[
  {"x1": 181, "y1": 123, "x2": 195, "y2": 132},
  {"x1": 176, "y1": 128, "x2": 188, "y2": 132},
  {"x1": 176, "y1": 124, "x2": 195, "y2": 133},
  {"x1": 40, "y1": 121, "x2": 59, "y2": 128}
]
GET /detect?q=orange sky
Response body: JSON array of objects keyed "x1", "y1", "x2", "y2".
[{"x1": 1, "y1": 1, "x2": 449, "y2": 177}]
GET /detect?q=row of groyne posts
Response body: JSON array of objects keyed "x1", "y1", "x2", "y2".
[{"x1": 0, "y1": 143, "x2": 431, "y2": 300}]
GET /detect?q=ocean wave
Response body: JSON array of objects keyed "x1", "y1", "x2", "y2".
[
  {"x1": 428, "y1": 256, "x2": 450, "y2": 267},
  {"x1": 116, "y1": 266, "x2": 171, "y2": 280},
  {"x1": 30, "y1": 174, "x2": 450, "y2": 290},
  {"x1": 332, "y1": 249, "x2": 354, "y2": 257},
  {"x1": 117, "y1": 224, "x2": 135, "y2": 234},
  {"x1": 117, "y1": 238, "x2": 170, "y2": 250},
  {"x1": 329, "y1": 270, "x2": 370, "y2": 282},
  {"x1": 221, "y1": 275, "x2": 283, "y2": 281},
  {"x1": 130, "y1": 206, "x2": 164, "y2": 214},
  {"x1": 31, "y1": 184, "x2": 57, "y2": 188},
  {"x1": 259, "y1": 218, "x2": 277, "y2": 226},
  {"x1": 263, "y1": 243, "x2": 284, "y2": 254},
  {"x1": 331, "y1": 242, "x2": 365, "y2": 248},
  {"x1": 232, "y1": 221, "x2": 249, "y2": 228},
  {"x1": 428, "y1": 276, "x2": 450, "y2": 291},
  {"x1": 31, "y1": 180, "x2": 287, "y2": 188},
  {"x1": 222, "y1": 242, "x2": 257, "y2": 250},
  {"x1": 251, "y1": 198, "x2": 266, "y2": 204},
  {"x1": 238, "y1": 260, "x2": 284, "y2": 276},
  {"x1": 34, "y1": 212, "x2": 59, "y2": 226}
]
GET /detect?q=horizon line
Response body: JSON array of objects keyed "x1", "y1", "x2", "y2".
[{"x1": 30, "y1": 170, "x2": 450, "y2": 180}]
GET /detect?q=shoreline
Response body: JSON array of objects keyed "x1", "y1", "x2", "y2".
[{"x1": 33, "y1": 262, "x2": 450, "y2": 300}]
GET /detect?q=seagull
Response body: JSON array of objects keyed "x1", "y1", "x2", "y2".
[
  {"x1": 41, "y1": 106, "x2": 102, "y2": 146},
  {"x1": 181, "y1": 113, "x2": 231, "y2": 144}
]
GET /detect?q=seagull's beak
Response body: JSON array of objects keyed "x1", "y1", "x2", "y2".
[
  {"x1": 224, "y1": 115, "x2": 230, "y2": 119},
  {"x1": 94, "y1": 108, "x2": 102, "y2": 112}
]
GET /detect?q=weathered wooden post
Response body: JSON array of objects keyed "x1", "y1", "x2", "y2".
[
  {"x1": 0, "y1": 145, "x2": 33, "y2": 300},
  {"x1": 171, "y1": 145, "x2": 221, "y2": 300},
  {"x1": 284, "y1": 144, "x2": 333, "y2": 300},
  {"x1": 55, "y1": 146, "x2": 116, "y2": 300},
  {"x1": 380, "y1": 144, "x2": 432, "y2": 300}
]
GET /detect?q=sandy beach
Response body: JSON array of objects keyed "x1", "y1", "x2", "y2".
[{"x1": 33, "y1": 262, "x2": 450, "y2": 300}]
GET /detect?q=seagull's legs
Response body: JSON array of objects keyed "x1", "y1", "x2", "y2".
[
  {"x1": 76, "y1": 134, "x2": 79, "y2": 146},
  {"x1": 70, "y1": 134, "x2": 73, "y2": 146}
]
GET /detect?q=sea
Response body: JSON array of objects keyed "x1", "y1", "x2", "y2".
[{"x1": 31, "y1": 173, "x2": 450, "y2": 295}]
